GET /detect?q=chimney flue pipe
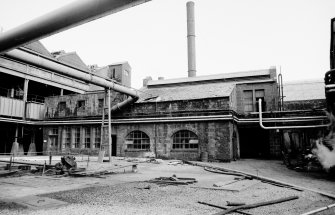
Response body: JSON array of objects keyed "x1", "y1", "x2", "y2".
[{"x1": 187, "y1": 1, "x2": 196, "y2": 77}]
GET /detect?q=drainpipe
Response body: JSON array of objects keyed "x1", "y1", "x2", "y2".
[
  {"x1": 0, "y1": 0, "x2": 151, "y2": 54},
  {"x1": 258, "y1": 99, "x2": 331, "y2": 129}
]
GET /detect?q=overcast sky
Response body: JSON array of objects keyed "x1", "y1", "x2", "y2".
[{"x1": 0, "y1": 0, "x2": 334, "y2": 89}]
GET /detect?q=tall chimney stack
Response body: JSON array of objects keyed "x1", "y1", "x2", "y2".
[{"x1": 187, "y1": 1, "x2": 196, "y2": 77}]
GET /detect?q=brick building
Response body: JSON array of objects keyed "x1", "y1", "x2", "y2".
[
  {"x1": 0, "y1": 41, "x2": 329, "y2": 162},
  {"x1": 42, "y1": 67, "x2": 280, "y2": 161}
]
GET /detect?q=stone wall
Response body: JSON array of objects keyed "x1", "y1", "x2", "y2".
[
  {"x1": 283, "y1": 99, "x2": 326, "y2": 111},
  {"x1": 42, "y1": 120, "x2": 237, "y2": 161},
  {"x1": 44, "y1": 92, "x2": 231, "y2": 119}
]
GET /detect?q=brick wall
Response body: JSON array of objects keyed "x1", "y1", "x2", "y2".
[{"x1": 235, "y1": 82, "x2": 278, "y2": 114}]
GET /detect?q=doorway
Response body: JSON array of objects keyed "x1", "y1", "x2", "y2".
[
  {"x1": 112, "y1": 135, "x2": 117, "y2": 156},
  {"x1": 239, "y1": 127, "x2": 270, "y2": 158}
]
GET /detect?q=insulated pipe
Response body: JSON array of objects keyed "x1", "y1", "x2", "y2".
[
  {"x1": 258, "y1": 99, "x2": 331, "y2": 129},
  {"x1": 0, "y1": 0, "x2": 151, "y2": 54},
  {"x1": 5, "y1": 49, "x2": 138, "y2": 99},
  {"x1": 187, "y1": 1, "x2": 196, "y2": 77}
]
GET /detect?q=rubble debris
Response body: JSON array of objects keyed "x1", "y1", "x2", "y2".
[
  {"x1": 198, "y1": 201, "x2": 252, "y2": 215},
  {"x1": 226, "y1": 201, "x2": 246, "y2": 206},
  {"x1": 69, "y1": 169, "x2": 115, "y2": 178},
  {"x1": 0, "y1": 170, "x2": 19, "y2": 177},
  {"x1": 204, "y1": 167, "x2": 252, "y2": 179},
  {"x1": 146, "y1": 158, "x2": 163, "y2": 164},
  {"x1": 136, "y1": 185, "x2": 151, "y2": 190},
  {"x1": 167, "y1": 160, "x2": 184, "y2": 165},
  {"x1": 55, "y1": 156, "x2": 77, "y2": 174},
  {"x1": 147, "y1": 175, "x2": 197, "y2": 186},
  {"x1": 212, "y1": 195, "x2": 299, "y2": 215}
]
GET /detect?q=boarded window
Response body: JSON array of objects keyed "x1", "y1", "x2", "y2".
[
  {"x1": 172, "y1": 130, "x2": 198, "y2": 150},
  {"x1": 126, "y1": 131, "x2": 150, "y2": 151}
]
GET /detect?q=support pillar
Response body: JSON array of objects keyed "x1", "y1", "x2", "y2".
[
  {"x1": 108, "y1": 88, "x2": 112, "y2": 162},
  {"x1": 23, "y1": 79, "x2": 29, "y2": 120}
]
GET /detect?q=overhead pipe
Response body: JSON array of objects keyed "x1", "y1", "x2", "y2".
[
  {"x1": 258, "y1": 99, "x2": 331, "y2": 129},
  {"x1": 5, "y1": 49, "x2": 138, "y2": 98},
  {"x1": 0, "y1": 0, "x2": 151, "y2": 54}
]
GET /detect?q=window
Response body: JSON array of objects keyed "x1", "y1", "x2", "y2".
[
  {"x1": 124, "y1": 70, "x2": 129, "y2": 76},
  {"x1": 98, "y1": 99, "x2": 104, "y2": 109},
  {"x1": 74, "y1": 127, "x2": 80, "y2": 148},
  {"x1": 49, "y1": 127, "x2": 58, "y2": 147},
  {"x1": 94, "y1": 127, "x2": 101, "y2": 149},
  {"x1": 243, "y1": 90, "x2": 253, "y2": 113},
  {"x1": 112, "y1": 68, "x2": 116, "y2": 79},
  {"x1": 243, "y1": 89, "x2": 266, "y2": 113},
  {"x1": 64, "y1": 127, "x2": 71, "y2": 148},
  {"x1": 172, "y1": 130, "x2": 198, "y2": 150},
  {"x1": 84, "y1": 127, "x2": 91, "y2": 148},
  {"x1": 255, "y1": 89, "x2": 266, "y2": 112},
  {"x1": 77, "y1": 100, "x2": 85, "y2": 109},
  {"x1": 59, "y1": 102, "x2": 66, "y2": 111},
  {"x1": 126, "y1": 131, "x2": 150, "y2": 151}
]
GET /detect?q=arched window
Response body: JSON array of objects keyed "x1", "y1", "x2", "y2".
[
  {"x1": 126, "y1": 131, "x2": 150, "y2": 151},
  {"x1": 172, "y1": 130, "x2": 198, "y2": 150}
]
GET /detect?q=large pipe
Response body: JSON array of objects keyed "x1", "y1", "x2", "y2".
[
  {"x1": 5, "y1": 49, "x2": 138, "y2": 99},
  {"x1": 187, "y1": 1, "x2": 196, "y2": 77},
  {"x1": 258, "y1": 99, "x2": 331, "y2": 129},
  {"x1": 0, "y1": 0, "x2": 151, "y2": 54}
]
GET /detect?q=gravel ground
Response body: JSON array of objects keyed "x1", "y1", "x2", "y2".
[
  {"x1": 1, "y1": 181, "x2": 334, "y2": 215},
  {"x1": 1, "y1": 157, "x2": 335, "y2": 215}
]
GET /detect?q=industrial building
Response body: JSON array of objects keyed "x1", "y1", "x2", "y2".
[{"x1": 0, "y1": 0, "x2": 330, "y2": 163}]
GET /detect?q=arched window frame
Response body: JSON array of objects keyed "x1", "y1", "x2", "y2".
[
  {"x1": 125, "y1": 130, "x2": 150, "y2": 151},
  {"x1": 172, "y1": 130, "x2": 199, "y2": 150}
]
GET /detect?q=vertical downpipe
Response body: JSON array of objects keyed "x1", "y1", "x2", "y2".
[{"x1": 187, "y1": 1, "x2": 196, "y2": 77}]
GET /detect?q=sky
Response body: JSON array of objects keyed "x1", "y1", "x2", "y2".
[{"x1": 0, "y1": 0, "x2": 334, "y2": 89}]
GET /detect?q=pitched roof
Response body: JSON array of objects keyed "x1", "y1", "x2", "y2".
[
  {"x1": 138, "y1": 82, "x2": 235, "y2": 103},
  {"x1": 55, "y1": 52, "x2": 89, "y2": 72},
  {"x1": 147, "y1": 68, "x2": 276, "y2": 87},
  {"x1": 23, "y1": 41, "x2": 53, "y2": 58},
  {"x1": 283, "y1": 79, "x2": 325, "y2": 101}
]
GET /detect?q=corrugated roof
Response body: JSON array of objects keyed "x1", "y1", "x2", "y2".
[
  {"x1": 56, "y1": 52, "x2": 89, "y2": 72},
  {"x1": 138, "y1": 82, "x2": 235, "y2": 102},
  {"x1": 23, "y1": 41, "x2": 53, "y2": 58},
  {"x1": 147, "y1": 68, "x2": 275, "y2": 87},
  {"x1": 283, "y1": 79, "x2": 325, "y2": 101}
]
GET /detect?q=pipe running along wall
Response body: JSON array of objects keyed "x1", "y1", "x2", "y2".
[
  {"x1": 258, "y1": 99, "x2": 331, "y2": 129},
  {"x1": 0, "y1": 0, "x2": 151, "y2": 54},
  {"x1": 5, "y1": 48, "x2": 139, "y2": 111}
]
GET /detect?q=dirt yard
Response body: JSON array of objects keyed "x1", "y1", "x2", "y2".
[{"x1": 0, "y1": 156, "x2": 334, "y2": 215}]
